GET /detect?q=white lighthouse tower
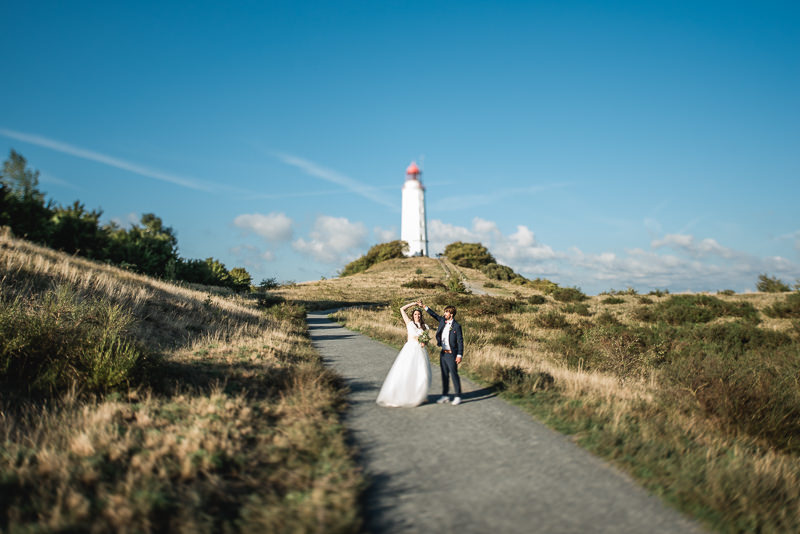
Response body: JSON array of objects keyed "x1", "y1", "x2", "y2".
[{"x1": 401, "y1": 161, "x2": 428, "y2": 256}]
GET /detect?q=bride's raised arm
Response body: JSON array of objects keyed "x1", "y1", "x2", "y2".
[{"x1": 399, "y1": 301, "x2": 416, "y2": 324}]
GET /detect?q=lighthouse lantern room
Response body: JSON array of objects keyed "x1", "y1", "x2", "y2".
[{"x1": 401, "y1": 162, "x2": 428, "y2": 257}]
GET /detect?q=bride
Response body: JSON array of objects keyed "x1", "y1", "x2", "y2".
[{"x1": 376, "y1": 301, "x2": 432, "y2": 407}]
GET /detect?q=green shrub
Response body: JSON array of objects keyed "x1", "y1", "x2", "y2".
[
  {"x1": 717, "y1": 289, "x2": 736, "y2": 296},
  {"x1": 546, "y1": 325, "x2": 595, "y2": 369},
  {"x1": 551, "y1": 286, "x2": 587, "y2": 302},
  {"x1": 527, "y1": 295, "x2": 547, "y2": 305},
  {"x1": 446, "y1": 275, "x2": 468, "y2": 293},
  {"x1": 602, "y1": 287, "x2": 638, "y2": 296},
  {"x1": 534, "y1": 310, "x2": 569, "y2": 329},
  {"x1": 756, "y1": 273, "x2": 791, "y2": 293},
  {"x1": 664, "y1": 322, "x2": 800, "y2": 452},
  {"x1": 632, "y1": 295, "x2": 758, "y2": 325},
  {"x1": 483, "y1": 281, "x2": 497, "y2": 288},
  {"x1": 443, "y1": 242, "x2": 496, "y2": 268},
  {"x1": 562, "y1": 303, "x2": 591, "y2": 316},
  {"x1": 489, "y1": 364, "x2": 554, "y2": 394},
  {"x1": 480, "y1": 263, "x2": 519, "y2": 281},
  {"x1": 648, "y1": 289, "x2": 669, "y2": 297},
  {"x1": 340, "y1": 240, "x2": 408, "y2": 276},
  {"x1": 764, "y1": 292, "x2": 800, "y2": 318},
  {"x1": 595, "y1": 311, "x2": 620, "y2": 326},
  {"x1": 602, "y1": 297, "x2": 625, "y2": 305},
  {"x1": 402, "y1": 278, "x2": 446, "y2": 290},
  {"x1": 528, "y1": 278, "x2": 559, "y2": 293},
  {"x1": 638, "y1": 296, "x2": 654, "y2": 305},
  {"x1": 0, "y1": 285, "x2": 146, "y2": 395}
]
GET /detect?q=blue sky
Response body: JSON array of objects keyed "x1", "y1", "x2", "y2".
[{"x1": 2, "y1": 1, "x2": 798, "y2": 294}]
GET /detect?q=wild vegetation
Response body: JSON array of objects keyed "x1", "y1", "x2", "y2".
[
  {"x1": 340, "y1": 240, "x2": 408, "y2": 276},
  {"x1": 277, "y1": 255, "x2": 800, "y2": 533},
  {"x1": 0, "y1": 232, "x2": 362, "y2": 532},
  {"x1": 0, "y1": 149, "x2": 253, "y2": 291}
]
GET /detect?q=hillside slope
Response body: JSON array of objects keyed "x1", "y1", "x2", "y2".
[
  {"x1": 0, "y1": 232, "x2": 362, "y2": 532},
  {"x1": 308, "y1": 255, "x2": 800, "y2": 533}
]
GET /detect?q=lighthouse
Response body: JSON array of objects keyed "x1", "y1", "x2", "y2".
[{"x1": 401, "y1": 162, "x2": 428, "y2": 257}]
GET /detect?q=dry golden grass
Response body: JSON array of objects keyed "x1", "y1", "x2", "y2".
[
  {"x1": 325, "y1": 261, "x2": 800, "y2": 533},
  {"x1": 0, "y1": 233, "x2": 362, "y2": 532}
]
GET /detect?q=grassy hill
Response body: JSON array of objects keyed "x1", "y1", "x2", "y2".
[
  {"x1": 4, "y1": 233, "x2": 798, "y2": 533},
  {"x1": 0, "y1": 231, "x2": 361, "y2": 532},
  {"x1": 280, "y1": 255, "x2": 800, "y2": 533}
]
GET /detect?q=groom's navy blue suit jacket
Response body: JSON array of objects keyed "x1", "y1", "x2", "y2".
[{"x1": 425, "y1": 307, "x2": 464, "y2": 358}]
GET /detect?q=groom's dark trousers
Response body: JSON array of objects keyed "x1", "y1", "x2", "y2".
[
  {"x1": 425, "y1": 306, "x2": 464, "y2": 397},
  {"x1": 439, "y1": 352, "x2": 461, "y2": 397}
]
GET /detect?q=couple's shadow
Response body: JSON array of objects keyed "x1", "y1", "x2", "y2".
[{"x1": 425, "y1": 385, "x2": 497, "y2": 405}]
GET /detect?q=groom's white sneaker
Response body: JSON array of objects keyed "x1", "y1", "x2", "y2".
[
  {"x1": 452, "y1": 397, "x2": 462, "y2": 406},
  {"x1": 436, "y1": 396, "x2": 450, "y2": 404}
]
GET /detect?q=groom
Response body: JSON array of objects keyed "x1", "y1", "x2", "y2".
[{"x1": 418, "y1": 301, "x2": 464, "y2": 406}]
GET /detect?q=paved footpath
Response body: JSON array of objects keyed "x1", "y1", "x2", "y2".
[{"x1": 308, "y1": 311, "x2": 703, "y2": 534}]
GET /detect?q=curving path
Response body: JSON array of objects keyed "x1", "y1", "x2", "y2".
[{"x1": 308, "y1": 311, "x2": 703, "y2": 533}]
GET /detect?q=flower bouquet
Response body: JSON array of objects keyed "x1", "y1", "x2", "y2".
[{"x1": 416, "y1": 330, "x2": 431, "y2": 345}]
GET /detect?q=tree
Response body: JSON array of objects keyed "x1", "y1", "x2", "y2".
[
  {"x1": 0, "y1": 150, "x2": 52, "y2": 243},
  {"x1": 756, "y1": 274, "x2": 790, "y2": 293},
  {"x1": 229, "y1": 267, "x2": 252, "y2": 293},
  {"x1": 1, "y1": 149, "x2": 44, "y2": 202},
  {"x1": 103, "y1": 214, "x2": 179, "y2": 277},
  {"x1": 50, "y1": 201, "x2": 106, "y2": 258}
]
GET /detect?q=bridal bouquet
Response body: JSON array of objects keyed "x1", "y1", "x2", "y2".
[{"x1": 416, "y1": 330, "x2": 431, "y2": 345}]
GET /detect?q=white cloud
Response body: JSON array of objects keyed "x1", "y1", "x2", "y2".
[
  {"x1": 233, "y1": 212, "x2": 293, "y2": 241},
  {"x1": 0, "y1": 127, "x2": 213, "y2": 191},
  {"x1": 651, "y1": 233, "x2": 738, "y2": 259},
  {"x1": 230, "y1": 244, "x2": 276, "y2": 272},
  {"x1": 426, "y1": 217, "x2": 799, "y2": 293},
  {"x1": 428, "y1": 217, "x2": 556, "y2": 264},
  {"x1": 374, "y1": 226, "x2": 398, "y2": 243},
  {"x1": 293, "y1": 215, "x2": 368, "y2": 264}
]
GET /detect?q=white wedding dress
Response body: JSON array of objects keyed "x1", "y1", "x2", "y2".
[{"x1": 376, "y1": 322, "x2": 432, "y2": 407}]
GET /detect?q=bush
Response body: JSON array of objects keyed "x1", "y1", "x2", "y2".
[
  {"x1": 259, "y1": 277, "x2": 279, "y2": 291},
  {"x1": 550, "y1": 286, "x2": 587, "y2": 302},
  {"x1": 756, "y1": 273, "x2": 790, "y2": 293},
  {"x1": 664, "y1": 322, "x2": 800, "y2": 452},
  {"x1": 632, "y1": 295, "x2": 759, "y2": 325},
  {"x1": 602, "y1": 297, "x2": 625, "y2": 305},
  {"x1": 764, "y1": 292, "x2": 800, "y2": 318},
  {"x1": 648, "y1": 289, "x2": 669, "y2": 297},
  {"x1": 443, "y1": 242, "x2": 496, "y2": 269},
  {"x1": 638, "y1": 296, "x2": 654, "y2": 305},
  {"x1": 229, "y1": 267, "x2": 252, "y2": 293},
  {"x1": 527, "y1": 295, "x2": 547, "y2": 305},
  {"x1": 446, "y1": 275, "x2": 468, "y2": 293},
  {"x1": 534, "y1": 310, "x2": 569, "y2": 329},
  {"x1": 402, "y1": 278, "x2": 446, "y2": 290},
  {"x1": 717, "y1": 289, "x2": 736, "y2": 296},
  {"x1": 489, "y1": 365, "x2": 555, "y2": 394},
  {"x1": 340, "y1": 240, "x2": 408, "y2": 276},
  {"x1": 481, "y1": 263, "x2": 518, "y2": 281},
  {"x1": 595, "y1": 311, "x2": 621, "y2": 326},
  {"x1": 562, "y1": 303, "x2": 591, "y2": 316},
  {"x1": 0, "y1": 285, "x2": 146, "y2": 395},
  {"x1": 602, "y1": 287, "x2": 638, "y2": 296}
]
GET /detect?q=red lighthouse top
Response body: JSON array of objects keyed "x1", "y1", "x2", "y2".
[{"x1": 406, "y1": 162, "x2": 420, "y2": 176}]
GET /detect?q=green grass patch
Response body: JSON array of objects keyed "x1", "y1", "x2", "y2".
[{"x1": 0, "y1": 284, "x2": 149, "y2": 395}]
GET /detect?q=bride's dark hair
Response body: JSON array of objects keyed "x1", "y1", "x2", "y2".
[{"x1": 411, "y1": 308, "x2": 427, "y2": 329}]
